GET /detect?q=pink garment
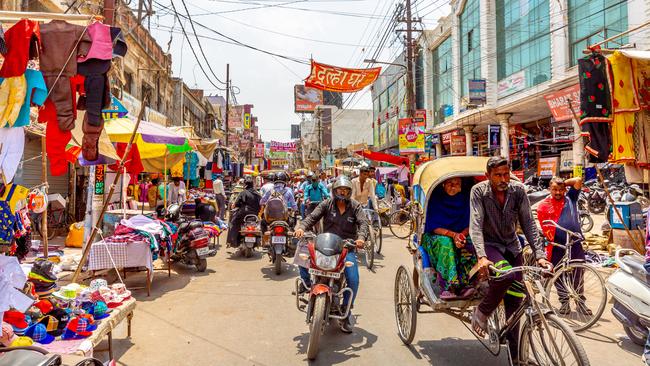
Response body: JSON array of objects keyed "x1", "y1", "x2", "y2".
[{"x1": 78, "y1": 22, "x2": 112, "y2": 62}]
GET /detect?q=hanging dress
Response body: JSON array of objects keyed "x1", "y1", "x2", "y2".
[{"x1": 608, "y1": 51, "x2": 640, "y2": 163}]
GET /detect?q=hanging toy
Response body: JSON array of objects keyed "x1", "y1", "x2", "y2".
[{"x1": 28, "y1": 189, "x2": 47, "y2": 214}]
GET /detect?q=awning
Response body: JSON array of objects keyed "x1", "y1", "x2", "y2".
[{"x1": 354, "y1": 149, "x2": 409, "y2": 166}]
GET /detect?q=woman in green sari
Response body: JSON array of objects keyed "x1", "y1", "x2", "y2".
[{"x1": 421, "y1": 177, "x2": 477, "y2": 300}]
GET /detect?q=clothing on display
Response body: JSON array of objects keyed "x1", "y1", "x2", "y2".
[
  {"x1": 634, "y1": 111, "x2": 650, "y2": 166},
  {"x1": 0, "y1": 22, "x2": 7, "y2": 55},
  {"x1": 0, "y1": 19, "x2": 41, "y2": 78},
  {"x1": 0, "y1": 127, "x2": 25, "y2": 182},
  {"x1": 608, "y1": 51, "x2": 639, "y2": 163},
  {"x1": 611, "y1": 113, "x2": 636, "y2": 163},
  {"x1": 183, "y1": 151, "x2": 199, "y2": 181},
  {"x1": 2, "y1": 69, "x2": 47, "y2": 127},
  {"x1": 0, "y1": 75, "x2": 26, "y2": 127},
  {"x1": 578, "y1": 53, "x2": 614, "y2": 123}
]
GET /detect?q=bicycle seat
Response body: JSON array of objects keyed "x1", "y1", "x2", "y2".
[{"x1": 620, "y1": 255, "x2": 650, "y2": 285}]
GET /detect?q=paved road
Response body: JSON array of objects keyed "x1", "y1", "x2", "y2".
[{"x1": 110, "y1": 229, "x2": 643, "y2": 365}]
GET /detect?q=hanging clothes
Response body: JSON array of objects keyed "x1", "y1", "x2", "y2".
[
  {"x1": 0, "y1": 19, "x2": 41, "y2": 78},
  {"x1": 579, "y1": 53, "x2": 614, "y2": 163},
  {"x1": 0, "y1": 76, "x2": 26, "y2": 127},
  {"x1": 171, "y1": 158, "x2": 184, "y2": 178},
  {"x1": 110, "y1": 27, "x2": 128, "y2": 57},
  {"x1": 108, "y1": 143, "x2": 144, "y2": 176},
  {"x1": 634, "y1": 111, "x2": 650, "y2": 167},
  {"x1": 0, "y1": 127, "x2": 25, "y2": 182},
  {"x1": 2, "y1": 69, "x2": 47, "y2": 128},
  {"x1": 39, "y1": 20, "x2": 91, "y2": 132},
  {"x1": 608, "y1": 51, "x2": 640, "y2": 163},
  {"x1": 0, "y1": 22, "x2": 7, "y2": 55},
  {"x1": 183, "y1": 152, "x2": 199, "y2": 181}
]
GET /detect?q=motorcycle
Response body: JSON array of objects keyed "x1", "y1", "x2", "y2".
[
  {"x1": 166, "y1": 203, "x2": 217, "y2": 272},
  {"x1": 586, "y1": 187, "x2": 607, "y2": 214},
  {"x1": 267, "y1": 219, "x2": 295, "y2": 274},
  {"x1": 239, "y1": 214, "x2": 262, "y2": 258},
  {"x1": 294, "y1": 233, "x2": 355, "y2": 360},
  {"x1": 606, "y1": 249, "x2": 650, "y2": 346}
]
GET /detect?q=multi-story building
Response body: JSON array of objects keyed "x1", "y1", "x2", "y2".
[
  {"x1": 170, "y1": 79, "x2": 216, "y2": 138},
  {"x1": 373, "y1": 0, "x2": 646, "y2": 177}
]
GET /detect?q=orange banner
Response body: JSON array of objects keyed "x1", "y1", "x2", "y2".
[{"x1": 305, "y1": 60, "x2": 381, "y2": 93}]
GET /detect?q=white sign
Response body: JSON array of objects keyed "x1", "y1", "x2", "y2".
[
  {"x1": 498, "y1": 70, "x2": 526, "y2": 98},
  {"x1": 560, "y1": 150, "x2": 574, "y2": 172}
]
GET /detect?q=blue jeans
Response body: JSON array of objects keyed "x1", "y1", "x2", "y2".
[{"x1": 299, "y1": 251, "x2": 360, "y2": 308}]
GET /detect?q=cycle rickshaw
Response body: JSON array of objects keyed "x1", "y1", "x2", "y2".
[{"x1": 393, "y1": 157, "x2": 590, "y2": 365}]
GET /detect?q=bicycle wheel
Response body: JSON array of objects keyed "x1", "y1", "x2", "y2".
[
  {"x1": 579, "y1": 214, "x2": 594, "y2": 233},
  {"x1": 544, "y1": 263, "x2": 607, "y2": 332},
  {"x1": 389, "y1": 210, "x2": 412, "y2": 239},
  {"x1": 374, "y1": 219, "x2": 383, "y2": 254},
  {"x1": 519, "y1": 313, "x2": 590, "y2": 366},
  {"x1": 364, "y1": 228, "x2": 375, "y2": 270},
  {"x1": 394, "y1": 265, "x2": 417, "y2": 344}
]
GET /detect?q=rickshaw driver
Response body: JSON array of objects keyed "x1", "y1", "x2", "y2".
[{"x1": 470, "y1": 156, "x2": 552, "y2": 362}]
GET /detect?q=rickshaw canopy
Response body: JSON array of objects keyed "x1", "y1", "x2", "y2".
[{"x1": 412, "y1": 156, "x2": 490, "y2": 199}]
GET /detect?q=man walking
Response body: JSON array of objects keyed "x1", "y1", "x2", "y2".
[
  {"x1": 537, "y1": 176, "x2": 592, "y2": 316},
  {"x1": 470, "y1": 156, "x2": 551, "y2": 363},
  {"x1": 214, "y1": 174, "x2": 226, "y2": 220}
]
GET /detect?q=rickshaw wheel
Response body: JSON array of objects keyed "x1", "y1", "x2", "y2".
[{"x1": 394, "y1": 265, "x2": 417, "y2": 344}]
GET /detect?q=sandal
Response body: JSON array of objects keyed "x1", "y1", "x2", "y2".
[{"x1": 472, "y1": 308, "x2": 488, "y2": 337}]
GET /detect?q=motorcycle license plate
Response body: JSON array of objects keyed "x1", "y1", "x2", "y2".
[
  {"x1": 309, "y1": 268, "x2": 340, "y2": 279},
  {"x1": 196, "y1": 247, "x2": 210, "y2": 256},
  {"x1": 271, "y1": 236, "x2": 286, "y2": 244},
  {"x1": 245, "y1": 236, "x2": 257, "y2": 243}
]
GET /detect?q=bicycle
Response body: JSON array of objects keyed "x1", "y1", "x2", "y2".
[
  {"x1": 31, "y1": 207, "x2": 75, "y2": 240},
  {"x1": 363, "y1": 207, "x2": 383, "y2": 254},
  {"x1": 388, "y1": 200, "x2": 422, "y2": 240},
  {"x1": 541, "y1": 220, "x2": 607, "y2": 332},
  {"x1": 394, "y1": 262, "x2": 590, "y2": 365}
]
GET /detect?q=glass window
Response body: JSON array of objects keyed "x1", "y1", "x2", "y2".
[
  {"x1": 460, "y1": 0, "x2": 481, "y2": 98},
  {"x1": 373, "y1": 97, "x2": 380, "y2": 118},
  {"x1": 496, "y1": 0, "x2": 551, "y2": 96},
  {"x1": 380, "y1": 90, "x2": 389, "y2": 114},
  {"x1": 568, "y1": 0, "x2": 627, "y2": 66},
  {"x1": 432, "y1": 36, "x2": 454, "y2": 125}
]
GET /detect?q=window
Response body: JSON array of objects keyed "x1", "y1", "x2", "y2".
[
  {"x1": 496, "y1": 0, "x2": 551, "y2": 96},
  {"x1": 123, "y1": 71, "x2": 133, "y2": 95},
  {"x1": 373, "y1": 97, "x2": 380, "y2": 118},
  {"x1": 380, "y1": 90, "x2": 389, "y2": 116},
  {"x1": 415, "y1": 54, "x2": 425, "y2": 110},
  {"x1": 432, "y1": 37, "x2": 454, "y2": 125},
  {"x1": 388, "y1": 82, "x2": 398, "y2": 110},
  {"x1": 568, "y1": 0, "x2": 627, "y2": 66},
  {"x1": 460, "y1": 0, "x2": 481, "y2": 97}
]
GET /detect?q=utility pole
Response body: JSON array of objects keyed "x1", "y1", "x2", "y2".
[
  {"x1": 225, "y1": 63, "x2": 230, "y2": 147},
  {"x1": 104, "y1": 0, "x2": 115, "y2": 25},
  {"x1": 404, "y1": 0, "x2": 415, "y2": 119}
]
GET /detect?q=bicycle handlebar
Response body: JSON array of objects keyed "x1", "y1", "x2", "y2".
[
  {"x1": 542, "y1": 220, "x2": 583, "y2": 240},
  {"x1": 488, "y1": 264, "x2": 553, "y2": 277}
]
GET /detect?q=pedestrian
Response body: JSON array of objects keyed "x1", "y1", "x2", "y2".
[
  {"x1": 148, "y1": 178, "x2": 161, "y2": 211},
  {"x1": 351, "y1": 166, "x2": 378, "y2": 210},
  {"x1": 167, "y1": 177, "x2": 186, "y2": 205},
  {"x1": 397, "y1": 161, "x2": 410, "y2": 199},
  {"x1": 214, "y1": 174, "x2": 226, "y2": 220},
  {"x1": 537, "y1": 176, "x2": 592, "y2": 316}
]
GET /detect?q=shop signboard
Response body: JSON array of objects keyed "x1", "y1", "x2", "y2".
[
  {"x1": 243, "y1": 112, "x2": 251, "y2": 129},
  {"x1": 294, "y1": 85, "x2": 324, "y2": 113},
  {"x1": 270, "y1": 159, "x2": 289, "y2": 168},
  {"x1": 270, "y1": 141, "x2": 297, "y2": 152},
  {"x1": 94, "y1": 165, "x2": 105, "y2": 195},
  {"x1": 538, "y1": 157, "x2": 559, "y2": 177},
  {"x1": 544, "y1": 84, "x2": 580, "y2": 122},
  {"x1": 560, "y1": 150, "x2": 574, "y2": 172},
  {"x1": 322, "y1": 154, "x2": 335, "y2": 168},
  {"x1": 488, "y1": 125, "x2": 500, "y2": 150},
  {"x1": 102, "y1": 96, "x2": 128, "y2": 120},
  {"x1": 497, "y1": 70, "x2": 526, "y2": 98},
  {"x1": 267, "y1": 150, "x2": 287, "y2": 159},
  {"x1": 398, "y1": 118, "x2": 425, "y2": 154},
  {"x1": 553, "y1": 124, "x2": 574, "y2": 143},
  {"x1": 442, "y1": 132, "x2": 452, "y2": 144},
  {"x1": 450, "y1": 134, "x2": 467, "y2": 156},
  {"x1": 228, "y1": 105, "x2": 244, "y2": 129},
  {"x1": 468, "y1": 79, "x2": 487, "y2": 105},
  {"x1": 255, "y1": 143, "x2": 265, "y2": 158},
  {"x1": 431, "y1": 133, "x2": 440, "y2": 145}
]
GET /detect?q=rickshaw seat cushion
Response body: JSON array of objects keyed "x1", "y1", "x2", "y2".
[{"x1": 418, "y1": 246, "x2": 432, "y2": 268}]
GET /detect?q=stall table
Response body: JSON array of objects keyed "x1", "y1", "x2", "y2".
[{"x1": 86, "y1": 240, "x2": 155, "y2": 296}]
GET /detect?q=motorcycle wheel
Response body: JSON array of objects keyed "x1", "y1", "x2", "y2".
[
  {"x1": 274, "y1": 252, "x2": 282, "y2": 275},
  {"x1": 580, "y1": 213, "x2": 594, "y2": 233},
  {"x1": 588, "y1": 199, "x2": 606, "y2": 214},
  {"x1": 307, "y1": 293, "x2": 328, "y2": 360},
  {"x1": 196, "y1": 258, "x2": 207, "y2": 272},
  {"x1": 624, "y1": 324, "x2": 648, "y2": 346}
]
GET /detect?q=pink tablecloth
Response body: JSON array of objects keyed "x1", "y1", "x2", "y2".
[{"x1": 86, "y1": 240, "x2": 153, "y2": 273}]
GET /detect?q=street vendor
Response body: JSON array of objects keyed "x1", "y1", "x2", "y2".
[{"x1": 167, "y1": 177, "x2": 186, "y2": 205}]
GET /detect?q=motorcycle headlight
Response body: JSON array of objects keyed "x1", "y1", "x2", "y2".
[{"x1": 315, "y1": 252, "x2": 339, "y2": 271}]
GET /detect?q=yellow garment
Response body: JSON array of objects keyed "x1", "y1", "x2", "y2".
[
  {"x1": 0, "y1": 75, "x2": 27, "y2": 127},
  {"x1": 0, "y1": 183, "x2": 29, "y2": 214},
  {"x1": 609, "y1": 51, "x2": 640, "y2": 113},
  {"x1": 611, "y1": 113, "x2": 636, "y2": 163},
  {"x1": 170, "y1": 158, "x2": 185, "y2": 178},
  {"x1": 10, "y1": 336, "x2": 33, "y2": 347}
]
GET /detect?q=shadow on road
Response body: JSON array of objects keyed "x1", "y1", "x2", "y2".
[
  {"x1": 260, "y1": 262, "x2": 299, "y2": 281},
  {"x1": 415, "y1": 338, "x2": 510, "y2": 365},
  {"x1": 293, "y1": 324, "x2": 378, "y2": 365}
]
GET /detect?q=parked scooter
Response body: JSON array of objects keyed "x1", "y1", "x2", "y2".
[
  {"x1": 239, "y1": 214, "x2": 262, "y2": 258},
  {"x1": 165, "y1": 204, "x2": 217, "y2": 272},
  {"x1": 294, "y1": 233, "x2": 356, "y2": 360},
  {"x1": 606, "y1": 249, "x2": 650, "y2": 346}
]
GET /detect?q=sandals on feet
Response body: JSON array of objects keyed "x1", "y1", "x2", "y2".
[{"x1": 472, "y1": 308, "x2": 488, "y2": 337}]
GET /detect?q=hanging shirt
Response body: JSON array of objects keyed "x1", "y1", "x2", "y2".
[
  {"x1": 1, "y1": 69, "x2": 47, "y2": 128},
  {"x1": 0, "y1": 127, "x2": 25, "y2": 182},
  {"x1": 578, "y1": 53, "x2": 614, "y2": 123},
  {"x1": 0, "y1": 183, "x2": 29, "y2": 214},
  {"x1": 0, "y1": 19, "x2": 41, "y2": 78},
  {"x1": 0, "y1": 76, "x2": 27, "y2": 127},
  {"x1": 77, "y1": 22, "x2": 113, "y2": 62}
]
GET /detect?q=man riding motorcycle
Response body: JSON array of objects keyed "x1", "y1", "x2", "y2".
[
  {"x1": 295, "y1": 176, "x2": 369, "y2": 333},
  {"x1": 303, "y1": 172, "x2": 330, "y2": 216},
  {"x1": 260, "y1": 171, "x2": 297, "y2": 232},
  {"x1": 260, "y1": 173, "x2": 277, "y2": 198},
  {"x1": 227, "y1": 176, "x2": 261, "y2": 247}
]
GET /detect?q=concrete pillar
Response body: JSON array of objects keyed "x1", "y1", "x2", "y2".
[
  {"x1": 435, "y1": 142, "x2": 443, "y2": 159},
  {"x1": 479, "y1": 0, "x2": 497, "y2": 106},
  {"x1": 497, "y1": 113, "x2": 511, "y2": 159},
  {"x1": 464, "y1": 126, "x2": 474, "y2": 156},
  {"x1": 549, "y1": 0, "x2": 569, "y2": 81},
  {"x1": 451, "y1": 8, "x2": 462, "y2": 115},
  {"x1": 572, "y1": 116, "x2": 585, "y2": 175}
]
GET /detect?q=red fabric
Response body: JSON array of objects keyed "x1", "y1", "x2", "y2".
[
  {"x1": 305, "y1": 60, "x2": 381, "y2": 92},
  {"x1": 204, "y1": 180, "x2": 213, "y2": 189},
  {"x1": 70, "y1": 74, "x2": 86, "y2": 119},
  {"x1": 354, "y1": 149, "x2": 409, "y2": 166},
  {"x1": 108, "y1": 143, "x2": 144, "y2": 176},
  {"x1": 537, "y1": 196, "x2": 566, "y2": 260},
  {"x1": 0, "y1": 19, "x2": 41, "y2": 78},
  {"x1": 39, "y1": 99, "x2": 71, "y2": 176}
]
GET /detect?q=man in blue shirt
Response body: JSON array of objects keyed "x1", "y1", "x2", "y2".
[
  {"x1": 260, "y1": 172, "x2": 297, "y2": 210},
  {"x1": 304, "y1": 174, "x2": 330, "y2": 216}
]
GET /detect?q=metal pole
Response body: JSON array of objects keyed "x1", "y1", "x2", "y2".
[
  {"x1": 40, "y1": 136, "x2": 48, "y2": 258},
  {"x1": 72, "y1": 97, "x2": 148, "y2": 282},
  {"x1": 225, "y1": 63, "x2": 230, "y2": 147},
  {"x1": 103, "y1": 0, "x2": 114, "y2": 25},
  {"x1": 405, "y1": 0, "x2": 415, "y2": 119}
]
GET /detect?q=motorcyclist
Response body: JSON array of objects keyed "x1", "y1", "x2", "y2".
[
  {"x1": 304, "y1": 172, "x2": 330, "y2": 216},
  {"x1": 227, "y1": 176, "x2": 261, "y2": 247},
  {"x1": 295, "y1": 175, "x2": 369, "y2": 333},
  {"x1": 260, "y1": 173, "x2": 277, "y2": 198},
  {"x1": 260, "y1": 171, "x2": 297, "y2": 232}
]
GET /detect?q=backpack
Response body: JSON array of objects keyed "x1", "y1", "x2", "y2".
[{"x1": 264, "y1": 190, "x2": 288, "y2": 223}]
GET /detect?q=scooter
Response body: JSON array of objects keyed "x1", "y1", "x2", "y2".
[
  {"x1": 606, "y1": 249, "x2": 650, "y2": 346},
  {"x1": 239, "y1": 214, "x2": 262, "y2": 258},
  {"x1": 166, "y1": 203, "x2": 217, "y2": 272},
  {"x1": 294, "y1": 233, "x2": 355, "y2": 360}
]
